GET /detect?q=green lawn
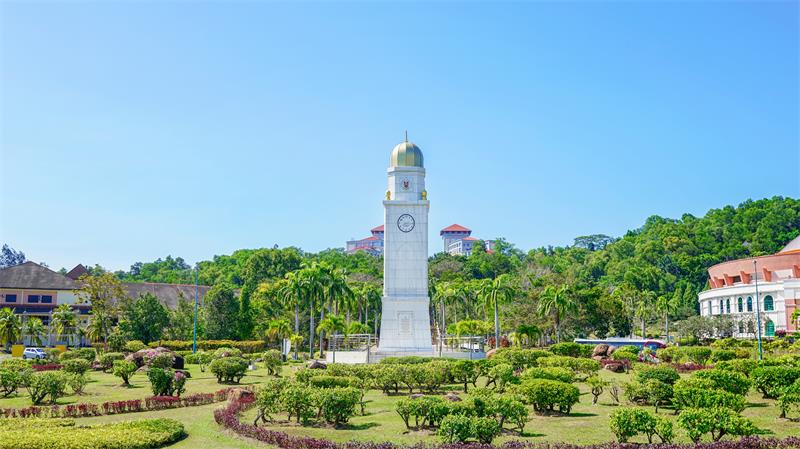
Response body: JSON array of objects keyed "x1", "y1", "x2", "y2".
[{"x1": 2, "y1": 361, "x2": 797, "y2": 447}]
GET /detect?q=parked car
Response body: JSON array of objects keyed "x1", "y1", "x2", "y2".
[{"x1": 22, "y1": 348, "x2": 47, "y2": 360}]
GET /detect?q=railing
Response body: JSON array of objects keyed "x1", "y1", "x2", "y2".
[{"x1": 328, "y1": 333, "x2": 376, "y2": 352}]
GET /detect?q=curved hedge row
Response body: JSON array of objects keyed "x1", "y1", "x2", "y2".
[{"x1": 0, "y1": 417, "x2": 185, "y2": 449}]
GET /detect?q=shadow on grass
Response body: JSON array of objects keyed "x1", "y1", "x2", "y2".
[
  {"x1": 340, "y1": 422, "x2": 380, "y2": 430},
  {"x1": 568, "y1": 412, "x2": 598, "y2": 418},
  {"x1": 747, "y1": 402, "x2": 769, "y2": 408}
]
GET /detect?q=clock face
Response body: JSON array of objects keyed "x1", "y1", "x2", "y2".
[{"x1": 397, "y1": 214, "x2": 415, "y2": 233}]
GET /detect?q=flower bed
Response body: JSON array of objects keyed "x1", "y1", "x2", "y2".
[
  {"x1": 214, "y1": 396, "x2": 800, "y2": 449},
  {"x1": 31, "y1": 363, "x2": 62, "y2": 371},
  {"x1": 0, "y1": 386, "x2": 251, "y2": 419}
]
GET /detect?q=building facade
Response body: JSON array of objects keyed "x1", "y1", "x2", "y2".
[
  {"x1": 346, "y1": 222, "x2": 493, "y2": 257},
  {"x1": 698, "y1": 236, "x2": 800, "y2": 338},
  {"x1": 345, "y1": 225, "x2": 384, "y2": 256},
  {"x1": 0, "y1": 262, "x2": 210, "y2": 346}
]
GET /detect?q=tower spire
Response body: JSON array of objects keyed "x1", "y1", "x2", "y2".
[{"x1": 404, "y1": 130, "x2": 408, "y2": 142}]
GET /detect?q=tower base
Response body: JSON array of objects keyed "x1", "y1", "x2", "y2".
[{"x1": 377, "y1": 297, "x2": 433, "y2": 353}]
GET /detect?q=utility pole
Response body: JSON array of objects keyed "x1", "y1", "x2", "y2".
[
  {"x1": 753, "y1": 260, "x2": 763, "y2": 360},
  {"x1": 193, "y1": 265, "x2": 199, "y2": 354}
]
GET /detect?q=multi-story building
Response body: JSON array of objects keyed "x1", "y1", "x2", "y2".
[
  {"x1": 345, "y1": 225, "x2": 385, "y2": 256},
  {"x1": 0, "y1": 261, "x2": 210, "y2": 346},
  {"x1": 698, "y1": 236, "x2": 800, "y2": 338},
  {"x1": 440, "y1": 224, "x2": 494, "y2": 256}
]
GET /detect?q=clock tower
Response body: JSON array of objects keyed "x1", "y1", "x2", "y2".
[{"x1": 378, "y1": 137, "x2": 433, "y2": 353}]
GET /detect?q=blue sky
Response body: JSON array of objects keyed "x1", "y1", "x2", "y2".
[{"x1": 1, "y1": 1, "x2": 798, "y2": 271}]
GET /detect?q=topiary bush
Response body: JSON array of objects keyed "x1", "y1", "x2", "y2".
[
  {"x1": 66, "y1": 373, "x2": 89, "y2": 395},
  {"x1": 0, "y1": 368, "x2": 25, "y2": 398},
  {"x1": 61, "y1": 359, "x2": 91, "y2": 376},
  {"x1": 113, "y1": 360, "x2": 137, "y2": 386},
  {"x1": 677, "y1": 407, "x2": 757, "y2": 443},
  {"x1": 262, "y1": 350, "x2": 283, "y2": 376},
  {"x1": 209, "y1": 357, "x2": 248, "y2": 383},
  {"x1": 716, "y1": 359, "x2": 758, "y2": 377},
  {"x1": 438, "y1": 414, "x2": 473, "y2": 443},
  {"x1": 635, "y1": 365, "x2": 680, "y2": 385},
  {"x1": 683, "y1": 347, "x2": 713, "y2": 365},
  {"x1": 486, "y1": 363, "x2": 516, "y2": 391},
  {"x1": 777, "y1": 379, "x2": 800, "y2": 419},
  {"x1": 513, "y1": 378, "x2": 580, "y2": 414},
  {"x1": 125, "y1": 340, "x2": 147, "y2": 353},
  {"x1": 751, "y1": 366, "x2": 800, "y2": 398},
  {"x1": 26, "y1": 371, "x2": 67, "y2": 405},
  {"x1": 490, "y1": 348, "x2": 551, "y2": 370},
  {"x1": 537, "y1": 355, "x2": 600, "y2": 379},
  {"x1": 695, "y1": 369, "x2": 751, "y2": 396},
  {"x1": 549, "y1": 342, "x2": 590, "y2": 358},
  {"x1": 315, "y1": 386, "x2": 361, "y2": 426},
  {"x1": 213, "y1": 347, "x2": 244, "y2": 359},
  {"x1": 710, "y1": 349, "x2": 737, "y2": 363},
  {"x1": 450, "y1": 360, "x2": 479, "y2": 392},
  {"x1": 98, "y1": 352, "x2": 125, "y2": 372},
  {"x1": 672, "y1": 378, "x2": 746, "y2": 412},
  {"x1": 471, "y1": 416, "x2": 501, "y2": 444},
  {"x1": 520, "y1": 366, "x2": 576, "y2": 384}
]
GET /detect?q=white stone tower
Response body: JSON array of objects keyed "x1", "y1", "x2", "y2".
[{"x1": 377, "y1": 137, "x2": 433, "y2": 353}]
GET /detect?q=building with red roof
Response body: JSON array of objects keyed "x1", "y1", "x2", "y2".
[
  {"x1": 698, "y1": 236, "x2": 800, "y2": 338},
  {"x1": 345, "y1": 225, "x2": 385, "y2": 255},
  {"x1": 440, "y1": 224, "x2": 494, "y2": 256}
]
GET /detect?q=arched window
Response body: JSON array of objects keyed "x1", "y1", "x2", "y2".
[
  {"x1": 764, "y1": 295, "x2": 774, "y2": 312},
  {"x1": 765, "y1": 320, "x2": 775, "y2": 337},
  {"x1": 747, "y1": 297, "x2": 753, "y2": 312},
  {"x1": 737, "y1": 297, "x2": 743, "y2": 313},
  {"x1": 719, "y1": 299, "x2": 724, "y2": 314},
  {"x1": 726, "y1": 299, "x2": 731, "y2": 314}
]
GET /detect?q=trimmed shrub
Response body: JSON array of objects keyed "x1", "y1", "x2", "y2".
[
  {"x1": 537, "y1": 355, "x2": 600, "y2": 378},
  {"x1": 281, "y1": 383, "x2": 315, "y2": 424},
  {"x1": 0, "y1": 368, "x2": 25, "y2": 398},
  {"x1": 608, "y1": 407, "x2": 673, "y2": 443},
  {"x1": 308, "y1": 375, "x2": 359, "y2": 389},
  {"x1": 263, "y1": 350, "x2": 283, "y2": 376},
  {"x1": 209, "y1": 357, "x2": 248, "y2": 383},
  {"x1": 450, "y1": 360, "x2": 479, "y2": 392},
  {"x1": 656, "y1": 346, "x2": 682, "y2": 363},
  {"x1": 62, "y1": 359, "x2": 91, "y2": 376},
  {"x1": 716, "y1": 359, "x2": 758, "y2": 377},
  {"x1": 492, "y1": 394, "x2": 529, "y2": 433},
  {"x1": 213, "y1": 347, "x2": 244, "y2": 359},
  {"x1": 315, "y1": 387, "x2": 361, "y2": 426},
  {"x1": 514, "y1": 378, "x2": 579, "y2": 414},
  {"x1": 438, "y1": 414, "x2": 473, "y2": 443},
  {"x1": 125, "y1": 340, "x2": 147, "y2": 353},
  {"x1": 26, "y1": 371, "x2": 67, "y2": 405},
  {"x1": 635, "y1": 365, "x2": 680, "y2": 385},
  {"x1": 98, "y1": 352, "x2": 124, "y2": 372},
  {"x1": 151, "y1": 339, "x2": 266, "y2": 353},
  {"x1": 683, "y1": 347, "x2": 713, "y2": 365},
  {"x1": 520, "y1": 366, "x2": 576, "y2": 384},
  {"x1": 66, "y1": 373, "x2": 89, "y2": 395},
  {"x1": 710, "y1": 349, "x2": 737, "y2": 363},
  {"x1": 0, "y1": 417, "x2": 185, "y2": 449},
  {"x1": 695, "y1": 369, "x2": 751, "y2": 396},
  {"x1": 486, "y1": 363, "x2": 516, "y2": 391},
  {"x1": 491, "y1": 348, "x2": 551, "y2": 370},
  {"x1": 113, "y1": 360, "x2": 137, "y2": 386},
  {"x1": 472, "y1": 416, "x2": 501, "y2": 444},
  {"x1": 673, "y1": 378, "x2": 746, "y2": 412},
  {"x1": 549, "y1": 342, "x2": 590, "y2": 358},
  {"x1": 751, "y1": 366, "x2": 800, "y2": 398},
  {"x1": 777, "y1": 379, "x2": 800, "y2": 419},
  {"x1": 184, "y1": 350, "x2": 213, "y2": 372},
  {"x1": 677, "y1": 407, "x2": 757, "y2": 443}
]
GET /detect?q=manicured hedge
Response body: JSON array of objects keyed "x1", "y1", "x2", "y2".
[
  {"x1": 0, "y1": 417, "x2": 185, "y2": 449},
  {"x1": 149, "y1": 339, "x2": 266, "y2": 353}
]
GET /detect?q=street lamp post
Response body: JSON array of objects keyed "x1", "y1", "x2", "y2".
[
  {"x1": 192, "y1": 265, "x2": 199, "y2": 354},
  {"x1": 753, "y1": 260, "x2": 763, "y2": 360}
]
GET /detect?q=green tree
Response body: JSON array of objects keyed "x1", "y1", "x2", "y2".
[
  {"x1": 119, "y1": 293, "x2": 170, "y2": 344},
  {"x1": 266, "y1": 318, "x2": 292, "y2": 347},
  {"x1": 51, "y1": 304, "x2": 76, "y2": 346},
  {"x1": 166, "y1": 296, "x2": 201, "y2": 340},
  {"x1": 203, "y1": 283, "x2": 240, "y2": 340},
  {"x1": 477, "y1": 274, "x2": 515, "y2": 348},
  {"x1": 537, "y1": 284, "x2": 575, "y2": 343},
  {"x1": 317, "y1": 314, "x2": 345, "y2": 362},
  {"x1": 74, "y1": 272, "x2": 127, "y2": 344},
  {"x1": 0, "y1": 308, "x2": 22, "y2": 351},
  {"x1": 24, "y1": 317, "x2": 47, "y2": 346}
]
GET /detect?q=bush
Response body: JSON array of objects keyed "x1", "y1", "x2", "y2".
[
  {"x1": 683, "y1": 346, "x2": 713, "y2": 365},
  {"x1": 450, "y1": 360, "x2": 479, "y2": 392},
  {"x1": 609, "y1": 408, "x2": 652, "y2": 443},
  {"x1": 254, "y1": 378, "x2": 289, "y2": 422},
  {"x1": 537, "y1": 355, "x2": 600, "y2": 378},
  {"x1": 677, "y1": 407, "x2": 757, "y2": 442},
  {"x1": 710, "y1": 349, "x2": 737, "y2": 363},
  {"x1": 610, "y1": 350, "x2": 638, "y2": 366},
  {"x1": 656, "y1": 346, "x2": 682, "y2": 363},
  {"x1": 778, "y1": 379, "x2": 800, "y2": 419},
  {"x1": 281, "y1": 382, "x2": 315, "y2": 424},
  {"x1": 26, "y1": 371, "x2": 68, "y2": 405},
  {"x1": 716, "y1": 358, "x2": 758, "y2": 377},
  {"x1": 635, "y1": 365, "x2": 680, "y2": 385},
  {"x1": 125, "y1": 340, "x2": 147, "y2": 353},
  {"x1": 695, "y1": 369, "x2": 751, "y2": 396},
  {"x1": 438, "y1": 414, "x2": 473, "y2": 443},
  {"x1": 486, "y1": 363, "x2": 516, "y2": 390},
  {"x1": 148, "y1": 368, "x2": 173, "y2": 396},
  {"x1": 209, "y1": 357, "x2": 248, "y2": 383},
  {"x1": 549, "y1": 342, "x2": 590, "y2": 358},
  {"x1": 514, "y1": 378, "x2": 580, "y2": 414},
  {"x1": 673, "y1": 378, "x2": 746, "y2": 412},
  {"x1": 213, "y1": 347, "x2": 244, "y2": 359},
  {"x1": 66, "y1": 373, "x2": 89, "y2": 395},
  {"x1": 113, "y1": 360, "x2": 137, "y2": 386},
  {"x1": 0, "y1": 368, "x2": 24, "y2": 398},
  {"x1": 184, "y1": 351, "x2": 214, "y2": 372},
  {"x1": 315, "y1": 387, "x2": 361, "y2": 425},
  {"x1": 308, "y1": 375, "x2": 359, "y2": 389},
  {"x1": 98, "y1": 352, "x2": 124, "y2": 372},
  {"x1": 472, "y1": 416, "x2": 501, "y2": 444},
  {"x1": 492, "y1": 394, "x2": 529, "y2": 433},
  {"x1": 62, "y1": 359, "x2": 91, "y2": 376},
  {"x1": 0, "y1": 417, "x2": 185, "y2": 449},
  {"x1": 152, "y1": 339, "x2": 266, "y2": 353},
  {"x1": 491, "y1": 348, "x2": 551, "y2": 370},
  {"x1": 520, "y1": 366, "x2": 575, "y2": 384},
  {"x1": 751, "y1": 366, "x2": 800, "y2": 398},
  {"x1": 262, "y1": 350, "x2": 282, "y2": 376}
]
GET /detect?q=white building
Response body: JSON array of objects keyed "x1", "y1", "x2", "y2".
[{"x1": 698, "y1": 236, "x2": 800, "y2": 338}]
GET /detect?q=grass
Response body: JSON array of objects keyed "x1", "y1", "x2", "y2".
[{"x1": 1, "y1": 359, "x2": 797, "y2": 447}]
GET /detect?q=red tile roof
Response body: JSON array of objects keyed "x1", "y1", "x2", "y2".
[
  {"x1": 371, "y1": 225, "x2": 384, "y2": 232},
  {"x1": 441, "y1": 224, "x2": 471, "y2": 233},
  {"x1": 364, "y1": 236, "x2": 380, "y2": 241},
  {"x1": 463, "y1": 237, "x2": 478, "y2": 241}
]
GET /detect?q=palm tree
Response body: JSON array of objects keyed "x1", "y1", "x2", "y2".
[
  {"x1": 516, "y1": 324, "x2": 541, "y2": 347},
  {"x1": 537, "y1": 284, "x2": 575, "y2": 343},
  {"x1": 266, "y1": 318, "x2": 292, "y2": 349},
  {"x1": 0, "y1": 308, "x2": 22, "y2": 351},
  {"x1": 299, "y1": 262, "x2": 327, "y2": 359},
  {"x1": 280, "y1": 271, "x2": 306, "y2": 343},
  {"x1": 656, "y1": 294, "x2": 679, "y2": 342},
  {"x1": 478, "y1": 275, "x2": 515, "y2": 349},
  {"x1": 317, "y1": 314, "x2": 346, "y2": 363},
  {"x1": 51, "y1": 304, "x2": 77, "y2": 347},
  {"x1": 24, "y1": 317, "x2": 47, "y2": 347}
]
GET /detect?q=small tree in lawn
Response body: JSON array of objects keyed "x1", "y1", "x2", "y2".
[
  {"x1": 113, "y1": 360, "x2": 137, "y2": 386},
  {"x1": 317, "y1": 314, "x2": 345, "y2": 363}
]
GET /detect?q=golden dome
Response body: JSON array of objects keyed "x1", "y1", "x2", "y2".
[{"x1": 390, "y1": 140, "x2": 424, "y2": 168}]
